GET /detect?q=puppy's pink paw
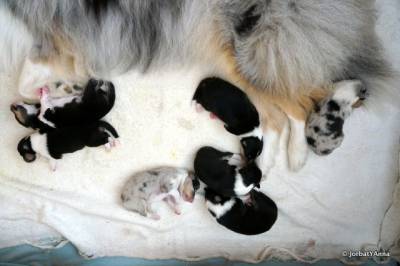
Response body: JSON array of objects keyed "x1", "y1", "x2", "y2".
[
  {"x1": 174, "y1": 209, "x2": 181, "y2": 215},
  {"x1": 37, "y1": 86, "x2": 50, "y2": 98}
]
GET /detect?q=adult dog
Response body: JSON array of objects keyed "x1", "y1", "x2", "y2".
[{"x1": 2, "y1": 0, "x2": 396, "y2": 170}]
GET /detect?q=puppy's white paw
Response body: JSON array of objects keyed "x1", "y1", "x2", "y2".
[{"x1": 287, "y1": 118, "x2": 308, "y2": 171}]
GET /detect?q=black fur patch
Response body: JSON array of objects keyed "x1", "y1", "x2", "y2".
[
  {"x1": 235, "y1": 5, "x2": 261, "y2": 36},
  {"x1": 327, "y1": 100, "x2": 340, "y2": 112},
  {"x1": 306, "y1": 137, "x2": 316, "y2": 147}
]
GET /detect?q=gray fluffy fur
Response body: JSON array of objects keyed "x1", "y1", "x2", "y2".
[{"x1": 1, "y1": 0, "x2": 398, "y2": 101}]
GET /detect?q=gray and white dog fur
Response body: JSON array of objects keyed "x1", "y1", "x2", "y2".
[
  {"x1": 121, "y1": 167, "x2": 199, "y2": 220},
  {"x1": 1, "y1": 0, "x2": 398, "y2": 171}
]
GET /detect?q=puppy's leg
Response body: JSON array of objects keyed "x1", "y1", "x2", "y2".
[
  {"x1": 37, "y1": 86, "x2": 56, "y2": 128},
  {"x1": 163, "y1": 194, "x2": 181, "y2": 215},
  {"x1": 257, "y1": 127, "x2": 281, "y2": 179}
]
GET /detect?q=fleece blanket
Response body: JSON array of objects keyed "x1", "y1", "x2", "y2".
[{"x1": 0, "y1": 0, "x2": 399, "y2": 263}]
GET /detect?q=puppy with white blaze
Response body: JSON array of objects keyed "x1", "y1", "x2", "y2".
[
  {"x1": 193, "y1": 77, "x2": 263, "y2": 161},
  {"x1": 17, "y1": 120, "x2": 119, "y2": 171},
  {"x1": 121, "y1": 167, "x2": 200, "y2": 220},
  {"x1": 194, "y1": 146, "x2": 262, "y2": 200},
  {"x1": 306, "y1": 80, "x2": 368, "y2": 156},
  {"x1": 205, "y1": 187, "x2": 277, "y2": 235},
  {"x1": 3, "y1": 1, "x2": 397, "y2": 171},
  {"x1": 10, "y1": 79, "x2": 115, "y2": 131}
]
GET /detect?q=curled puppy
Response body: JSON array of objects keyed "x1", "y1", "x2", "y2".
[
  {"x1": 194, "y1": 146, "x2": 261, "y2": 199},
  {"x1": 205, "y1": 187, "x2": 277, "y2": 235},
  {"x1": 38, "y1": 78, "x2": 116, "y2": 128},
  {"x1": 306, "y1": 80, "x2": 367, "y2": 155},
  {"x1": 17, "y1": 120, "x2": 119, "y2": 171},
  {"x1": 121, "y1": 167, "x2": 200, "y2": 220},
  {"x1": 193, "y1": 78, "x2": 263, "y2": 161}
]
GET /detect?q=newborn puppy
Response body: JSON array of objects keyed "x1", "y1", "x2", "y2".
[
  {"x1": 306, "y1": 80, "x2": 367, "y2": 155},
  {"x1": 121, "y1": 167, "x2": 200, "y2": 220},
  {"x1": 37, "y1": 78, "x2": 115, "y2": 128},
  {"x1": 17, "y1": 120, "x2": 119, "y2": 170},
  {"x1": 193, "y1": 78, "x2": 263, "y2": 161},
  {"x1": 205, "y1": 188, "x2": 278, "y2": 235},
  {"x1": 194, "y1": 146, "x2": 262, "y2": 199}
]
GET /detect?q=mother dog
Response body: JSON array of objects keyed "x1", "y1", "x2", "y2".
[{"x1": 2, "y1": 0, "x2": 396, "y2": 170}]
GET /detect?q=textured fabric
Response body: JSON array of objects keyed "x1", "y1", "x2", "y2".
[{"x1": 0, "y1": 0, "x2": 399, "y2": 263}]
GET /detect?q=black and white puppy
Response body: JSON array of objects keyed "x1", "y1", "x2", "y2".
[
  {"x1": 39, "y1": 78, "x2": 115, "y2": 128},
  {"x1": 17, "y1": 120, "x2": 119, "y2": 171},
  {"x1": 205, "y1": 187, "x2": 278, "y2": 235},
  {"x1": 194, "y1": 146, "x2": 262, "y2": 199},
  {"x1": 11, "y1": 79, "x2": 115, "y2": 130},
  {"x1": 193, "y1": 77, "x2": 263, "y2": 161},
  {"x1": 306, "y1": 80, "x2": 367, "y2": 155}
]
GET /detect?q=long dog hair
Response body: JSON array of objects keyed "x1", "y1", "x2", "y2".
[{"x1": 1, "y1": 0, "x2": 398, "y2": 170}]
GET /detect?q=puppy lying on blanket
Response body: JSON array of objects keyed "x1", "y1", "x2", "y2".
[
  {"x1": 121, "y1": 167, "x2": 200, "y2": 220},
  {"x1": 205, "y1": 187, "x2": 277, "y2": 235},
  {"x1": 194, "y1": 146, "x2": 262, "y2": 200},
  {"x1": 193, "y1": 78, "x2": 263, "y2": 161},
  {"x1": 17, "y1": 120, "x2": 119, "y2": 171},
  {"x1": 10, "y1": 79, "x2": 115, "y2": 131},
  {"x1": 306, "y1": 80, "x2": 367, "y2": 155}
]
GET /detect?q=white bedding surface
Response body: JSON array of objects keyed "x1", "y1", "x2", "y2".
[{"x1": 0, "y1": 0, "x2": 399, "y2": 262}]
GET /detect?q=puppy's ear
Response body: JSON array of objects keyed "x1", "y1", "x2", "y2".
[{"x1": 23, "y1": 153, "x2": 36, "y2": 163}]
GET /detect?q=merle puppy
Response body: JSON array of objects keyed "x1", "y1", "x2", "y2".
[
  {"x1": 306, "y1": 80, "x2": 367, "y2": 155},
  {"x1": 121, "y1": 167, "x2": 200, "y2": 220},
  {"x1": 194, "y1": 146, "x2": 262, "y2": 199},
  {"x1": 205, "y1": 187, "x2": 277, "y2": 235},
  {"x1": 10, "y1": 79, "x2": 115, "y2": 130},
  {"x1": 17, "y1": 120, "x2": 119, "y2": 171},
  {"x1": 193, "y1": 77, "x2": 263, "y2": 161}
]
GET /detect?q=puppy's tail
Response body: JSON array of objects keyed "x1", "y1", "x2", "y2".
[{"x1": 98, "y1": 120, "x2": 119, "y2": 139}]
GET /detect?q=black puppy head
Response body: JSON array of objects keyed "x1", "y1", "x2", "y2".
[
  {"x1": 84, "y1": 79, "x2": 115, "y2": 104},
  {"x1": 239, "y1": 161, "x2": 262, "y2": 186},
  {"x1": 17, "y1": 136, "x2": 36, "y2": 163},
  {"x1": 240, "y1": 136, "x2": 263, "y2": 161}
]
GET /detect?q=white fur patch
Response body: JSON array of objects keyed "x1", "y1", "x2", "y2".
[
  {"x1": 206, "y1": 198, "x2": 235, "y2": 219},
  {"x1": 287, "y1": 117, "x2": 308, "y2": 171},
  {"x1": 30, "y1": 133, "x2": 52, "y2": 160},
  {"x1": 332, "y1": 80, "x2": 361, "y2": 105},
  {"x1": 239, "y1": 126, "x2": 263, "y2": 140},
  {"x1": 233, "y1": 171, "x2": 254, "y2": 196}
]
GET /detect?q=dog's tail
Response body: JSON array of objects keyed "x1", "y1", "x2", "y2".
[{"x1": 98, "y1": 120, "x2": 119, "y2": 139}]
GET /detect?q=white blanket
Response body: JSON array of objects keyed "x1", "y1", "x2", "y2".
[{"x1": 0, "y1": 0, "x2": 399, "y2": 263}]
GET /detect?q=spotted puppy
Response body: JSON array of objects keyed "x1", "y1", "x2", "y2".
[
  {"x1": 306, "y1": 80, "x2": 367, "y2": 155},
  {"x1": 121, "y1": 167, "x2": 200, "y2": 220},
  {"x1": 193, "y1": 78, "x2": 263, "y2": 161},
  {"x1": 17, "y1": 120, "x2": 119, "y2": 170},
  {"x1": 194, "y1": 146, "x2": 261, "y2": 200},
  {"x1": 205, "y1": 187, "x2": 277, "y2": 235}
]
